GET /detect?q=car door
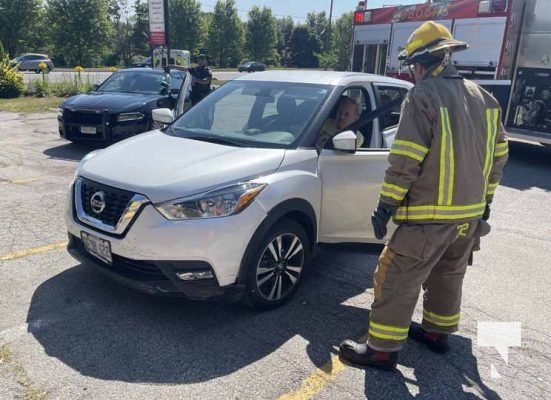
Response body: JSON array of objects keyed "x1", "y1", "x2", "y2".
[
  {"x1": 317, "y1": 82, "x2": 408, "y2": 243},
  {"x1": 19, "y1": 55, "x2": 32, "y2": 69}
]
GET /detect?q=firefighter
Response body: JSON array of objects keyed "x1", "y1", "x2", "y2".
[{"x1": 339, "y1": 21, "x2": 509, "y2": 371}]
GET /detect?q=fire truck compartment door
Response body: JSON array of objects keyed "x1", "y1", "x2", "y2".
[
  {"x1": 354, "y1": 24, "x2": 391, "y2": 45},
  {"x1": 387, "y1": 20, "x2": 452, "y2": 73},
  {"x1": 452, "y1": 17, "x2": 506, "y2": 67}
]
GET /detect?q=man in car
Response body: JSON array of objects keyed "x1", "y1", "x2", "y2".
[
  {"x1": 317, "y1": 95, "x2": 363, "y2": 150},
  {"x1": 338, "y1": 21, "x2": 509, "y2": 371},
  {"x1": 170, "y1": 54, "x2": 212, "y2": 106}
]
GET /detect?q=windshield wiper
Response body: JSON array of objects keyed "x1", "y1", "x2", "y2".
[{"x1": 185, "y1": 135, "x2": 251, "y2": 147}]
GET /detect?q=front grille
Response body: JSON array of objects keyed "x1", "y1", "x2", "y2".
[
  {"x1": 65, "y1": 110, "x2": 104, "y2": 125},
  {"x1": 80, "y1": 178, "x2": 134, "y2": 227}
]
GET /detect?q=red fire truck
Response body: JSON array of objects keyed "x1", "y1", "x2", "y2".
[{"x1": 352, "y1": 0, "x2": 551, "y2": 145}]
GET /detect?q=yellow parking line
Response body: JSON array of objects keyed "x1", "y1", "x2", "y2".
[
  {"x1": 278, "y1": 334, "x2": 369, "y2": 400},
  {"x1": 278, "y1": 354, "x2": 346, "y2": 400},
  {"x1": 0, "y1": 177, "x2": 44, "y2": 185},
  {"x1": 0, "y1": 241, "x2": 68, "y2": 261}
]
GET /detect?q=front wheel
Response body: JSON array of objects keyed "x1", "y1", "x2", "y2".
[{"x1": 242, "y1": 218, "x2": 310, "y2": 310}]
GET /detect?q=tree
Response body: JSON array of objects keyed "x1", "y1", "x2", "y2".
[
  {"x1": 207, "y1": 0, "x2": 244, "y2": 67},
  {"x1": 46, "y1": 0, "x2": 113, "y2": 66},
  {"x1": 318, "y1": 12, "x2": 354, "y2": 71},
  {"x1": 0, "y1": 0, "x2": 42, "y2": 57},
  {"x1": 290, "y1": 25, "x2": 317, "y2": 68},
  {"x1": 245, "y1": 6, "x2": 277, "y2": 64},
  {"x1": 108, "y1": 0, "x2": 134, "y2": 66},
  {"x1": 196, "y1": 11, "x2": 213, "y2": 54},
  {"x1": 168, "y1": 0, "x2": 202, "y2": 53},
  {"x1": 276, "y1": 17, "x2": 294, "y2": 67},
  {"x1": 305, "y1": 11, "x2": 329, "y2": 55},
  {"x1": 130, "y1": 0, "x2": 150, "y2": 58},
  {"x1": 333, "y1": 12, "x2": 354, "y2": 71}
]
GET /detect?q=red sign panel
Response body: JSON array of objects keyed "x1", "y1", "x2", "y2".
[
  {"x1": 358, "y1": 0, "x2": 506, "y2": 25},
  {"x1": 149, "y1": 32, "x2": 166, "y2": 46}
]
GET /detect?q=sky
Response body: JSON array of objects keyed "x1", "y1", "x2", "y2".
[{"x1": 199, "y1": 0, "x2": 422, "y2": 22}]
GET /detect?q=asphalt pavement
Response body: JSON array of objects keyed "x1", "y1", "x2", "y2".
[{"x1": 0, "y1": 111, "x2": 550, "y2": 399}]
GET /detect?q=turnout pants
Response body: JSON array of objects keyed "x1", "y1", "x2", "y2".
[{"x1": 367, "y1": 221, "x2": 481, "y2": 352}]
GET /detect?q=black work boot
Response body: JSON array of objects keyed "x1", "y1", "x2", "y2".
[
  {"x1": 408, "y1": 323, "x2": 450, "y2": 354},
  {"x1": 339, "y1": 340, "x2": 398, "y2": 371}
]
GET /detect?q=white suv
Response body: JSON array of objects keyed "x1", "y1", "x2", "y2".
[{"x1": 65, "y1": 71, "x2": 412, "y2": 309}]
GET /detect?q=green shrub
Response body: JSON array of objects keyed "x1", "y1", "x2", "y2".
[
  {"x1": 0, "y1": 55, "x2": 24, "y2": 98},
  {"x1": 51, "y1": 74, "x2": 93, "y2": 97},
  {"x1": 35, "y1": 78, "x2": 51, "y2": 97}
]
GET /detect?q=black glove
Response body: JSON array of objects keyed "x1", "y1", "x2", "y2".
[
  {"x1": 482, "y1": 203, "x2": 491, "y2": 221},
  {"x1": 371, "y1": 202, "x2": 397, "y2": 240}
]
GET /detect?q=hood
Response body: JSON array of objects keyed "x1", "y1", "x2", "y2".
[
  {"x1": 78, "y1": 131, "x2": 286, "y2": 203},
  {"x1": 62, "y1": 92, "x2": 160, "y2": 113}
]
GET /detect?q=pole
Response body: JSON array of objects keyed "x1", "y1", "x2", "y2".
[
  {"x1": 163, "y1": 0, "x2": 170, "y2": 67},
  {"x1": 327, "y1": 0, "x2": 334, "y2": 50}
]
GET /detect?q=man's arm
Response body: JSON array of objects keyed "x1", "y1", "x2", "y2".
[
  {"x1": 193, "y1": 68, "x2": 212, "y2": 86},
  {"x1": 167, "y1": 64, "x2": 188, "y2": 72}
]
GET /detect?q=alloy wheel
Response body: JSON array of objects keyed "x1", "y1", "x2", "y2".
[{"x1": 255, "y1": 233, "x2": 304, "y2": 301}]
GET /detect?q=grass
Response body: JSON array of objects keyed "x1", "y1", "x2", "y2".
[{"x1": 0, "y1": 96, "x2": 63, "y2": 112}]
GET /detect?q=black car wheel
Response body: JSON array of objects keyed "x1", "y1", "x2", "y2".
[{"x1": 242, "y1": 218, "x2": 310, "y2": 310}]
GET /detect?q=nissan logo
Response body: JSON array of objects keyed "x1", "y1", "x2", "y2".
[{"x1": 90, "y1": 191, "x2": 106, "y2": 214}]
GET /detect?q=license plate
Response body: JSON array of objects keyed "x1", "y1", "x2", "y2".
[
  {"x1": 81, "y1": 231, "x2": 112, "y2": 264},
  {"x1": 80, "y1": 126, "x2": 97, "y2": 134}
]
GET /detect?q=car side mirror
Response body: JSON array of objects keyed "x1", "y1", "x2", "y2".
[
  {"x1": 152, "y1": 108, "x2": 174, "y2": 125},
  {"x1": 92, "y1": 84, "x2": 100, "y2": 91},
  {"x1": 332, "y1": 131, "x2": 357, "y2": 153}
]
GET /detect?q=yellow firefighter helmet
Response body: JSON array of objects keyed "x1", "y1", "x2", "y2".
[{"x1": 399, "y1": 21, "x2": 469, "y2": 65}]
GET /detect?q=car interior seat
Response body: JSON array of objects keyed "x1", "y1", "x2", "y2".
[
  {"x1": 264, "y1": 95, "x2": 297, "y2": 132},
  {"x1": 139, "y1": 75, "x2": 162, "y2": 93},
  {"x1": 292, "y1": 99, "x2": 318, "y2": 135}
]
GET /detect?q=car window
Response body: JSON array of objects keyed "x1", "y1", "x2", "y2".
[
  {"x1": 374, "y1": 85, "x2": 409, "y2": 129},
  {"x1": 98, "y1": 71, "x2": 166, "y2": 94},
  {"x1": 167, "y1": 80, "x2": 331, "y2": 148},
  {"x1": 169, "y1": 71, "x2": 184, "y2": 91},
  {"x1": 319, "y1": 86, "x2": 373, "y2": 149}
]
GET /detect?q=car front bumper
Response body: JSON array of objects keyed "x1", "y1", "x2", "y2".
[
  {"x1": 67, "y1": 233, "x2": 244, "y2": 300},
  {"x1": 58, "y1": 111, "x2": 149, "y2": 143}
]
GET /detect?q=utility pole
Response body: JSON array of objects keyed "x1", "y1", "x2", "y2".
[
  {"x1": 327, "y1": 0, "x2": 334, "y2": 50},
  {"x1": 163, "y1": 0, "x2": 170, "y2": 67}
]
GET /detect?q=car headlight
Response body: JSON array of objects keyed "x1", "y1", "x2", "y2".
[
  {"x1": 155, "y1": 182, "x2": 267, "y2": 220},
  {"x1": 117, "y1": 112, "x2": 145, "y2": 122},
  {"x1": 58, "y1": 107, "x2": 64, "y2": 118}
]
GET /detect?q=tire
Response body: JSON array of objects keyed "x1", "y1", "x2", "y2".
[{"x1": 242, "y1": 218, "x2": 311, "y2": 310}]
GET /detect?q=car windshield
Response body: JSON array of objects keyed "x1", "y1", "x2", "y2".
[
  {"x1": 166, "y1": 80, "x2": 332, "y2": 149},
  {"x1": 97, "y1": 70, "x2": 183, "y2": 94}
]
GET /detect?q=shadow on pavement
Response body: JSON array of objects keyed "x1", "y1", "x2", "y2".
[
  {"x1": 43, "y1": 142, "x2": 102, "y2": 162},
  {"x1": 500, "y1": 141, "x2": 551, "y2": 192},
  {"x1": 362, "y1": 335, "x2": 501, "y2": 399},
  {"x1": 27, "y1": 246, "x2": 496, "y2": 398},
  {"x1": 27, "y1": 247, "x2": 373, "y2": 384}
]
